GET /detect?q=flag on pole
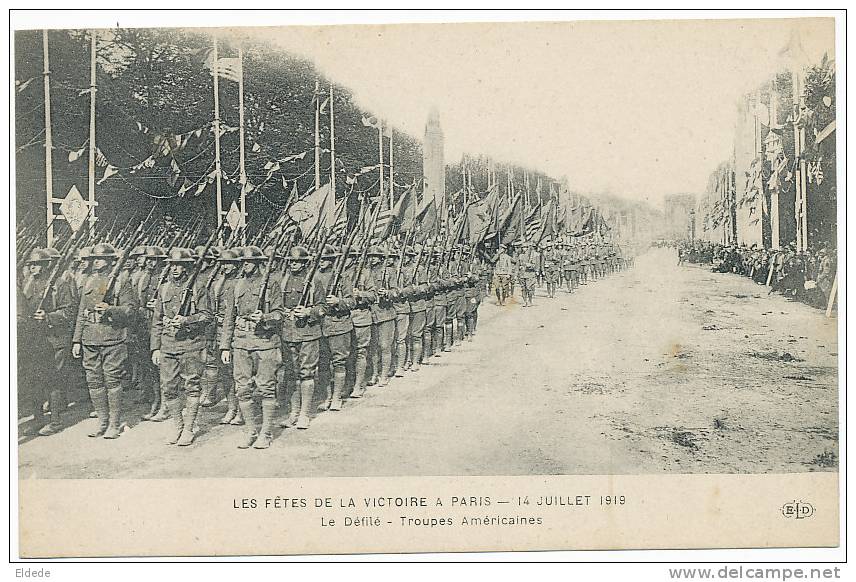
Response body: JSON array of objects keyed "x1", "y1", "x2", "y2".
[{"x1": 288, "y1": 182, "x2": 334, "y2": 238}]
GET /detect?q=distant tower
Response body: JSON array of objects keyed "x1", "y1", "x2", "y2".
[{"x1": 423, "y1": 108, "x2": 445, "y2": 221}]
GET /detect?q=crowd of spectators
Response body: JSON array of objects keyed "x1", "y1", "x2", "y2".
[{"x1": 674, "y1": 240, "x2": 836, "y2": 310}]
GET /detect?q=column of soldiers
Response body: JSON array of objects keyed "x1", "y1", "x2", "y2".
[
  {"x1": 489, "y1": 239, "x2": 631, "y2": 306},
  {"x1": 17, "y1": 233, "x2": 495, "y2": 450}
]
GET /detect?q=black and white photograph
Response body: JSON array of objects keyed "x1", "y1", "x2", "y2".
[{"x1": 10, "y1": 10, "x2": 844, "y2": 562}]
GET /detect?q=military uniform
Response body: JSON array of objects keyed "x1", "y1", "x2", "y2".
[
  {"x1": 348, "y1": 254, "x2": 377, "y2": 399},
  {"x1": 150, "y1": 247, "x2": 214, "y2": 446},
  {"x1": 493, "y1": 248, "x2": 514, "y2": 305},
  {"x1": 18, "y1": 248, "x2": 77, "y2": 435},
  {"x1": 278, "y1": 247, "x2": 325, "y2": 430},
  {"x1": 404, "y1": 248, "x2": 428, "y2": 370},
  {"x1": 541, "y1": 244, "x2": 559, "y2": 298},
  {"x1": 73, "y1": 243, "x2": 138, "y2": 439},
  {"x1": 220, "y1": 246, "x2": 284, "y2": 448},
  {"x1": 431, "y1": 257, "x2": 450, "y2": 354},
  {"x1": 135, "y1": 247, "x2": 167, "y2": 420},
  {"x1": 314, "y1": 245, "x2": 356, "y2": 412},
  {"x1": 369, "y1": 249, "x2": 396, "y2": 386},
  {"x1": 517, "y1": 245, "x2": 539, "y2": 306},
  {"x1": 391, "y1": 254, "x2": 412, "y2": 372},
  {"x1": 210, "y1": 248, "x2": 242, "y2": 425}
]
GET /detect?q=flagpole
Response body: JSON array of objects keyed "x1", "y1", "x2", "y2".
[
  {"x1": 388, "y1": 126, "x2": 394, "y2": 208},
  {"x1": 87, "y1": 30, "x2": 97, "y2": 232},
  {"x1": 378, "y1": 124, "x2": 384, "y2": 202},
  {"x1": 238, "y1": 45, "x2": 247, "y2": 241},
  {"x1": 212, "y1": 37, "x2": 224, "y2": 230},
  {"x1": 329, "y1": 83, "x2": 336, "y2": 198},
  {"x1": 42, "y1": 30, "x2": 55, "y2": 247},
  {"x1": 314, "y1": 79, "x2": 321, "y2": 192}
]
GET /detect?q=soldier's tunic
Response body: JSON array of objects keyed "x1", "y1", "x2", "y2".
[
  {"x1": 422, "y1": 265, "x2": 436, "y2": 357},
  {"x1": 17, "y1": 270, "x2": 77, "y2": 420},
  {"x1": 542, "y1": 248, "x2": 559, "y2": 285},
  {"x1": 196, "y1": 265, "x2": 221, "y2": 399},
  {"x1": 73, "y1": 272, "x2": 138, "y2": 397},
  {"x1": 369, "y1": 263, "x2": 396, "y2": 380},
  {"x1": 463, "y1": 266, "x2": 481, "y2": 338},
  {"x1": 219, "y1": 272, "x2": 283, "y2": 401},
  {"x1": 211, "y1": 271, "x2": 238, "y2": 395},
  {"x1": 279, "y1": 270, "x2": 324, "y2": 383},
  {"x1": 135, "y1": 267, "x2": 162, "y2": 393},
  {"x1": 518, "y1": 250, "x2": 539, "y2": 295},
  {"x1": 405, "y1": 262, "x2": 427, "y2": 366},
  {"x1": 431, "y1": 264, "x2": 449, "y2": 351},
  {"x1": 493, "y1": 252, "x2": 514, "y2": 298},
  {"x1": 150, "y1": 275, "x2": 213, "y2": 399},
  {"x1": 314, "y1": 267, "x2": 356, "y2": 383},
  {"x1": 348, "y1": 263, "x2": 377, "y2": 392},
  {"x1": 391, "y1": 261, "x2": 411, "y2": 369}
]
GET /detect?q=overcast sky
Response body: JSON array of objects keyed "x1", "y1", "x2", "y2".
[{"x1": 233, "y1": 18, "x2": 832, "y2": 207}]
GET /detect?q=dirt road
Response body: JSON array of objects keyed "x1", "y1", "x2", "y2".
[{"x1": 18, "y1": 248, "x2": 838, "y2": 478}]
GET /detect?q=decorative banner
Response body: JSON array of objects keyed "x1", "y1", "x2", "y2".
[
  {"x1": 226, "y1": 201, "x2": 243, "y2": 230},
  {"x1": 60, "y1": 185, "x2": 88, "y2": 232}
]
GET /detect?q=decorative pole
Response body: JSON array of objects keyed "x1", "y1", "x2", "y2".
[
  {"x1": 314, "y1": 79, "x2": 321, "y2": 192},
  {"x1": 238, "y1": 45, "x2": 247, "y2": 239},
  {"x1": 212, "y1": 37, "x2": 224, "y2": 229},
  {"x1": 42, "y1": 30, "x2": 54, "y2": 246},
  {"x1": 87, "y1": 30, "x2": 97, "y2": 231}
]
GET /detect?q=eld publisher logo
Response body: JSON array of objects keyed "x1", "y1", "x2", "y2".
[{"x1": 782, "y1": 500, "x2": 815, "y2": 520}]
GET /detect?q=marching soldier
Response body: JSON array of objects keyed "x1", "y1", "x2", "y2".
[
  {"x1": 390, "y1": 248, "x2": 412, "y2": 373},
  {"x1": 405, "y1": 244, "x2": 428, "y2": 371},
  {"x1": 18, "y1": 248, "x2": 77, "y2": 436},
  {"x1": 431, "y1": 250, "x2": 450, "y2": 355},
  {"x1": 315, "y1": 244, "x2": 356, "y2": 411},
  {"x1": 136, "y1": 245, "x2": 168, "y2": 421},
  {"x1": 194, "y1": 244, "x2": 222, "y2": 408},
  {"x1": 492, "y1": 244, "x2": 514, "y2": 305},
  {"x1": 541, "y1": 241, "x2": 559, "y2": 298},
  {"x1": 72, "y1": 242, "x2": 138, "y2": 439},
  {"x1": 220, "y1": 245, "x2": 284, "y2": 448},
  {"x1": 463, "y1": 256, "x2": 482, "y2": 341},
  {"x1": 422, "y1": 249, "x2": 437, "y2": 361},
  {"x1": 348, "y1": 247, "x2": 377, "y2": 399},
  {"x1": 150, "y1": 247, "x2": 214, "y2": 447},
  {"x1": 211, "y1": 248, "x2": 244, "y2": 425},
  {"x1": 450, "y1": 247, "x2": 468, "y2": 346},
  {"x1": 278, "y1": 245, "x2": 325, "y2": 430},
  {"x1": 517, "y1": 242, "x2": 539, "y2": 307},
  {"x1": 369, "y1": 245, "x2": 395, "y2": 387}
]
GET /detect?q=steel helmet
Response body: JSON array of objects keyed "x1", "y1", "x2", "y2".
[
  {"x1": 218, "y1": 248, "x2": 242, "y2": 263},
  {"x1": 240, "y1": 245, "x2": 267, "y2": 262},
  {"x1": 26, "y1": 247, "x2": 55, "y2": 264},
  {"x1": 89, "y1": 242, "x2": 119, "y2": 259},
  {"x1": 167, "y1": 247, "x2": 196, "y2": 263},
  {"x1": 321, "y1": 244, "x2": 341, "y2": 259},
  {"x1": 194, "y1": 244, "x2": 220, "y2": 261},
  {"x1": 288, "y1": 245, "x2": 312, "y2": 262},
  {"x1": 144, "y1": 245, "x2": 167, "y2": 259},
  {"x1": 130, "y1": 245, "x2": 147, "y2": 257}
]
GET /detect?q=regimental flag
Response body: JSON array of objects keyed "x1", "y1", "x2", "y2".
[
  {"x1": 464, "y1": 198, "x2": 492, "y2": 244},
  {"x1": 524, "y1": 201, "x2": 543, "y2": 241},
  {"x1": 413, "y1": 196, "x2": 438, "y2": 242},
  {"x1": 536, "y1": 199, "x2": 557, "y2": 244},
  {"x1": 555, "y1": 203, "x2": 567, "y2": 233},
  {"x1": 288, "y1": 182, "x2": 334, "y2": 238},
  {"x1": 371, "y1": 196, "x2": 393, "y2": 241},
  {"x1": 328, "y1": 198, "x2": 349, "y2": 242},
  {"x1": 497, "y1": 193, "x2": 524, "y2": 245}
]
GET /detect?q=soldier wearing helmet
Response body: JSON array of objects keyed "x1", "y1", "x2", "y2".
[
  {"x1": 429, "y1": 249, "x2": 450, "y2": 356},
  {"x1": 386, "y1": 246, "x2": 413, "y2": 375},
  {"x1": 517, "y1": 241, "x2": 539, "y2": 307},
  {"x1": 210, "y1": 247, "x2": 244, "y2": 426},
  {"x1": 367, "y1": 244, "x2": 396, "y2": 387},
  {"x1": 193, "y1": 244, "x2": 222, "y2": 409},
  {"x1": 403, "y1": 244, "x2": 428, "y2": 372},
  {"x1": 421, "y1": 247, "x2": 437, "y2": 361},
  {"x1": 72, "y1": 242, "x2": 139, "y2": 440},
  {"x1": 17, "y1": 247, "x2": 77, "y2": 436},
  {"x1": 448, "y1": 245, "x2": 467, "y2": 347},
  {"x1": 313, "y1": 244, "x2": 355, "y2": 412},
  {"x1": 463, "y1": 254, "x2": 483, "y2": 341},
  {"x1": 277, "y1": 244, "x2": 324, "y2": 431},
  {"x1": 492, "y1": 244, "x2": 514, "y2": 306},
  {"x1": 220, "y1": 245, "x2": 284, "y2": 448},
  {"x1": 150, "y1": 247, "x2": 214, "y2": 446},
  {"x1": 137, "y1": 245, "x2": 168, "y2": 421},
  {"x1": 345, "y1": 244, "x2": 377, "y2": 399}
]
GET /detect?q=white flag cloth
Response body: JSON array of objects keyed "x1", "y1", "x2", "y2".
[{"x1": 96, "y1": 165, "x2": 118, "y2": 185}]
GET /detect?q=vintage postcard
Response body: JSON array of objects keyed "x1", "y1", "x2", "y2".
[{"x1": 12, "y1": 11, "x2": 842, "y2": 559}]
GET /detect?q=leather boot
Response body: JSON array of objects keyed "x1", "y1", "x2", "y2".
[
  {"x1": 149, "y1": 388, "x2": 170, "y2": 422},
  {"x1": 38, "y1": 390, "x2": 65, "y2": 436},
  {"x1": 102, "y1": 387, "x2": 123, "y2": 439},
  {"x1": 87, "y1": 386, "x2": 109, "y2": 438},
  {"x1": 177, "y1": 395, "x2": 200, "y2": 446},
  {"x1": 165, "y1": 397, "x2": 184, "y2": 445},
  {"x1": 329, "y1": 370, "x2": 346, "y2": 411},
  {"x1": 296, "y1": 379, "x2": 314, "y2": 429},
  {"x1": 351, "y1": 357, "x2": 368, "y2": 399},
  {"x1": 230, "y1": 405, "x2": 245, "y2": 425},
  {"x1": 237, "y1": 400, "x2": 258, "y2": 449},
  {"x1": 253, "y1": 399, "x2": 277, "y2": 449},
  {"x1": 220, "y1": 390, "x2": 238, "y2": 424},
  {"x1": 280, "y1": 388, "x2": 300, "y2": 428},
  {"x1": 142, "y1": 387, "x2": 160, "y2": 421}
]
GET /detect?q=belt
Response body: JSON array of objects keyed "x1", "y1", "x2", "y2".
[
  {"x1": 235, "y1": 317, "x2": 255, "y2": 332},
  {"x1": 83, "y1": 309, "x2": 103, "y2": 324}
]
